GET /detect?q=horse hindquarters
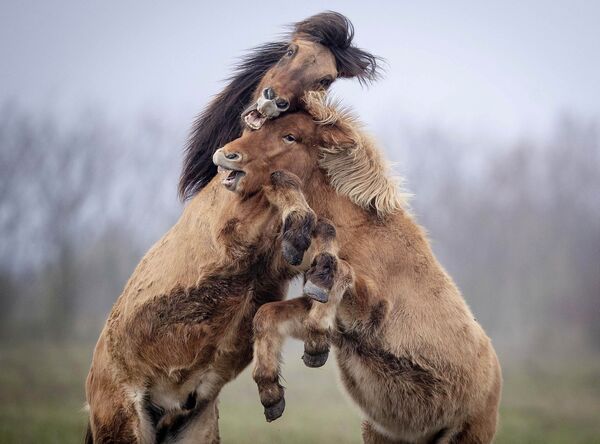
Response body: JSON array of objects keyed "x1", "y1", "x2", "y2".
[{"x1": 335, "y1": 332, "x2": 501, "y2": 444}]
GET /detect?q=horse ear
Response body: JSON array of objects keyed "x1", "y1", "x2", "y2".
[
  {"x1": 319, "y1": 122, "x2": 357, "y2": 150},
  {"x1": 303, "y1": 90, "x2": 358, "y2": 150}
]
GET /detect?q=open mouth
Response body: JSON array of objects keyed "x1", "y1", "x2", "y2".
[
  {"x1": 243, "y1": 107, "x2": 268, "y2": 130},
  {"x1": 217, "y1": 165, "x2": 246, "y2": 191}
]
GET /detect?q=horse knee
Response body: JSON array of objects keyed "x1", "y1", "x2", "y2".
[
  {"x1": 253, "y1": 305, "x2": 276, "y2": 337},
  {"x1": 451, "y1": 413, "x2": 498, "y2": 444}
]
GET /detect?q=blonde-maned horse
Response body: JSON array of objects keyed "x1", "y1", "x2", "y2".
[{"x1": 218, "y1": 92, "x2": 502, "y2": 444}]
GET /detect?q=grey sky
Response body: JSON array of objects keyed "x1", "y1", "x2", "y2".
[{"x1": 1, "y1": 0, "x2": 599, "y2": 140}]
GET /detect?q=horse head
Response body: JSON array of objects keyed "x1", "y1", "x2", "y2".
[
  {"x1": 243, "y1": 12, "x2": 380, "y2": 129},
  {"x1": 180, "y1": 11, "x2": 381, "y2": 200}
]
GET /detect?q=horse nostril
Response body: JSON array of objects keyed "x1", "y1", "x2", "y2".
[
  {"x1": 225, "y1": 152, "x2": 241, "y2": 161},
  {"x1": 275, "y1": 98, "x2": 289, "y2": 110},
  {"x1": 263, "y1": 87, "x2": 275, "y2": 100}
]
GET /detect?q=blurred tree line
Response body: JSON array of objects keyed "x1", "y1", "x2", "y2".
[
  {"x1": 0, "y1": 101, "x2": 598, "y2": 358},
  {"x1": 0, "y1": 102, "x2": 182, "y2": 341}
]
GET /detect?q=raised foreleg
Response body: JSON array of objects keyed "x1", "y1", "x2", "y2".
[
  {"x1": 252, "y1": 296, "x2": 315, "y2": 421},
  {"x1": 262, "y1": 171, "x2": 317, "y2": 266},
  {"x1": 301, "y1": 218, "x2": 348, "y2": 366},
  {"x1": 252, "y1": 221, "x2": 353, "y2": 421}
]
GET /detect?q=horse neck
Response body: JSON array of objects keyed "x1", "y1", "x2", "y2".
[
  {"x1": 182, "y1": 179, "x2": 238, "y2": 231},
  {"x1": 302, "y1": 170, "x2": 421, "y2": 245}
]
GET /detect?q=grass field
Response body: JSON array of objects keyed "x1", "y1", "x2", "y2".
[{"x1": 1, "y1": 341, "x2": 599, "y2": 443}]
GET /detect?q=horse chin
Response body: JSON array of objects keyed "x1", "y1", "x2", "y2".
[{"x1": 217, "y1": 166, "x2": 246, "y2": 192}]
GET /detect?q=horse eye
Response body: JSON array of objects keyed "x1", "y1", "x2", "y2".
[
  {"x1": 320, "y1": 77, "x2": 332, "y2": 88},
  {"x1": 286, "y1": 48, "x2": 294, "y2": 57},
  {"x1": 282, "y1": 134, "x2": 296, "y2": 143}
]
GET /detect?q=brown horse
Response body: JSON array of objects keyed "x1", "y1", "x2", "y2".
[
  {"x1": 178, "y1": 11, "x2": 380, "y2": 200},
  {"x1": 217, "y1": 92, "x2": 502, "y2": 444},
  {"x1": 86, "y1": 11, "x2": 378, "y2": 443}
]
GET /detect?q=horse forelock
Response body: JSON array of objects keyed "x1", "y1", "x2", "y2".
[
  {"x1": 304, "y1": 91, "x2": 408, "y2": 217},
  {"x1": 291, "y1": 11, "x2": 382, "y2": 84},
  {"x1": 292, "y1": 11, "x2": 355, "y2": 49}
]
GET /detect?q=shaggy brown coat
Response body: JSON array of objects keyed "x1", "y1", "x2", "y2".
[{"x1": 217, "y1": 93, "x2": 502, "y2": 444}]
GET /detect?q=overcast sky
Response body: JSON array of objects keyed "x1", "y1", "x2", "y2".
[{"x1": 1, "y1": 0, "x2": 599, "y2": 141}]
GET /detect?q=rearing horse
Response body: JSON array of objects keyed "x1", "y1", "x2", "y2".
[
  {"x1": 86, "y1": 11, "x2": 379, "y2": 444},
  {"x1": 219, "y1": 92, "x2": 502, "y2": 444}
]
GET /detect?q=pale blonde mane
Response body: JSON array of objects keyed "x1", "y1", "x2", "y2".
[{"x1": 304, "y1": 91, "x2": 408, "y2": 217}]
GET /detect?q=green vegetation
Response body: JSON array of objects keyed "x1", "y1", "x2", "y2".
[{"x1": 1, "y1": 342, "x2": 599, "y2": 443}]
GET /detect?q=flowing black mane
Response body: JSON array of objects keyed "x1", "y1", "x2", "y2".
[
  {"x1": 179, "y1": 42, "x2": 288, "y2": 200},
  {"x1": 179, "y1": 11, "x2": 381, "y2": 200}
]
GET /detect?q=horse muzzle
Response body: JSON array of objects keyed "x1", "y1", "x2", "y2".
[
  {"x1": 212, "y1": 148, "x2": 246, "y2": 192},
  {"x1": 242, "y1": 87, "x2": 290, "y2": 130}
]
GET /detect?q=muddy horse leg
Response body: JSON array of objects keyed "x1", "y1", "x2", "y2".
[{"x1": 252, "y1": 296, "x2": 313, "y2": 421}]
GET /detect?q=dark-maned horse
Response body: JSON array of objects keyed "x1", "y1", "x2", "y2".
[
  {"x1": 217, "y1": 92, "x2": 502, "y2": 444},
  {"x1": 178, "y1": 11, "x2": 380, "y2": 200},
  {"x1": 86, "y1": 11, "x2": 378, "y2": 443}
]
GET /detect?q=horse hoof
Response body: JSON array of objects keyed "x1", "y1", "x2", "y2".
[
  {"x1": 302, "y1": 350, "x2": 329, "y2": 368},
  {"x1": 264, "y1": 398, "x2": 286, "y2": 422},
  {"x1": 304, "y1": 281, "x2": 329, "y2": 303},
  {"x1": 282, "y1": 241, "x2": 303, "y2": 266}
]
